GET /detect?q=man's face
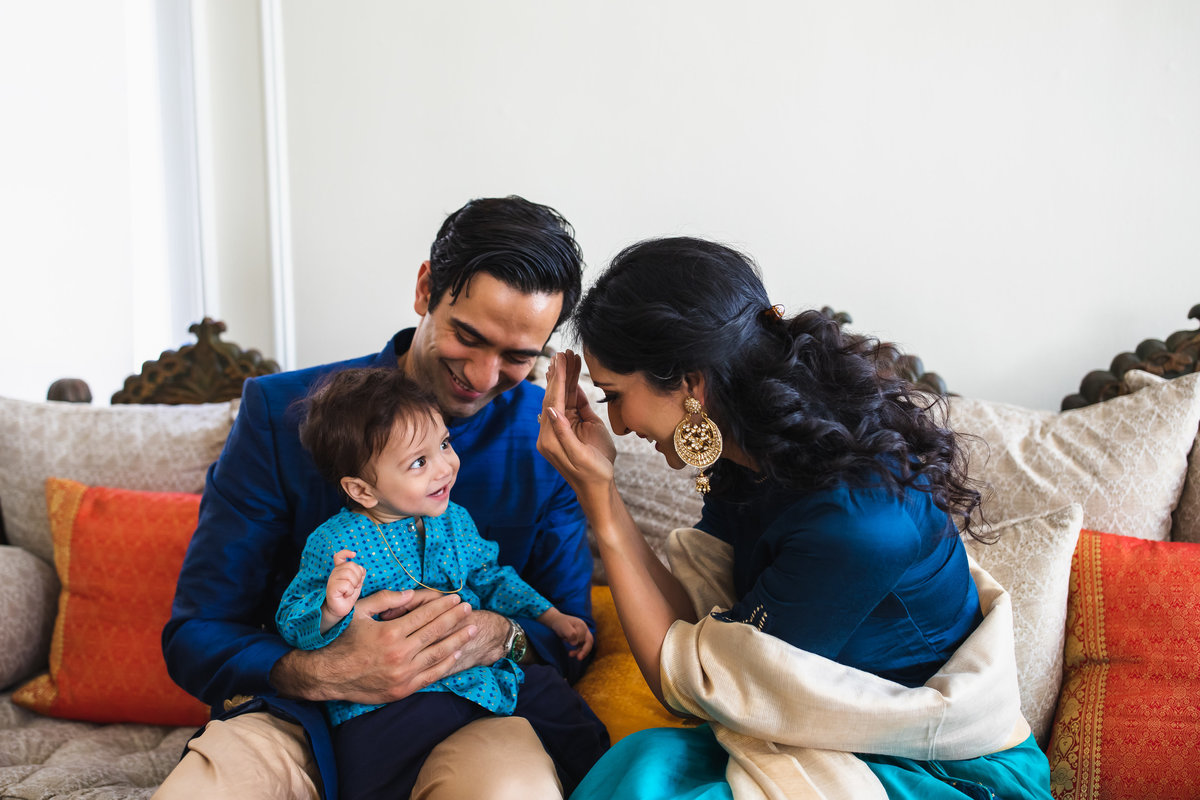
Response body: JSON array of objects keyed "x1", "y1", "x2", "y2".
[{"x1": 404, "y1": 262, "x2": 563, "y2": 420}]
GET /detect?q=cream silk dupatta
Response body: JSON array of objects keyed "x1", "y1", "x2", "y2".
[{"x1": 659, "y1": 528, "x2": 1032, "y2": 800}]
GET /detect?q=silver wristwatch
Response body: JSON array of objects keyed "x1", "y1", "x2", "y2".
[{"x1": 504, "y1": 618, "x2": 528, "y2": 663}]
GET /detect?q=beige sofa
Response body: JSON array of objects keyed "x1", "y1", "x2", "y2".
[{"x1": 2, "y1": 313, "x2": 1198, "y2": 800}]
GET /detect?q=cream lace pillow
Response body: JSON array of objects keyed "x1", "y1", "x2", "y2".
[
  {"x1": 1122, "y1": 370, "x2": 1200, "y2": 543},
  {"x1": 948, "y1": 372, "x2": 1200, "y2": 542},
  {"x1": 0, "y1": 396, "x2": 238, "y2": 564},
  {"x1": 964, "y1": 504, "x2": 1082, "y2": 747},
  {"x1": 611, "y1": 433, "x2": 704, "y2": 560}
]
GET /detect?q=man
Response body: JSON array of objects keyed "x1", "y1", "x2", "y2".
[{"x1": 154, "y1": 196, "x2": 595, "y2": 800}]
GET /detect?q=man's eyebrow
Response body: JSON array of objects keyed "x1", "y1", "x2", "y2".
[{"x1": 452, "y1": 319, "x2": 544, "y2": 359}]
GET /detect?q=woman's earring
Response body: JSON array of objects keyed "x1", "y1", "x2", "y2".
[{"x1": 673, "y1": 396, "x2": 723, "y2": 494}]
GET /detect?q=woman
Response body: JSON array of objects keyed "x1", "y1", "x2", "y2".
[{"x1": 536, "y1": 237, "x2": 1051, "y2": 799}]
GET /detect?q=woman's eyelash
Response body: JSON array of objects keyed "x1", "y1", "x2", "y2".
[{"x1": 598, "y1": 394, "x2": 617, "y2": 404}]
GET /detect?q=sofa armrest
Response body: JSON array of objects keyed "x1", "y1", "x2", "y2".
[{"x1": 0, "y1": 545, "x2": 59, "y2": 690}]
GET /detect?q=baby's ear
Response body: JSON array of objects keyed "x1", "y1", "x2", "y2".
[{"x1": 340, "y1": 476, "x2": 377, "y2": 508}]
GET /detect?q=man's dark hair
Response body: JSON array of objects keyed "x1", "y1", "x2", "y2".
[
  {"x1": 428, "y1": 196, "x2": 583, "y2": 328},
  {"x1": 299, "y1": 367, "x2": 441, "y2": 509}
]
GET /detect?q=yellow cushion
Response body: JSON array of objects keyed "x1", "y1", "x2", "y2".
[{"x1": 576, "y1": 585, "x2": 700, "y2": 743}]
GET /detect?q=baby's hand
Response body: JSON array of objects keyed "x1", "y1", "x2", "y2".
[
  {"x1": 322, "y1": 550, "x2": 365, "y2": 626},
  {"x1": 539, "y1": 608, "x2": 594, "y2": 661}
]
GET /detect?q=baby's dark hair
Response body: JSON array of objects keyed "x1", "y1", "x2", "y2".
[{"x1": 299, "y1": 367, "x2": 441, "y2": 508}]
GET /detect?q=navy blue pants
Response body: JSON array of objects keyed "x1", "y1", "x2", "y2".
[{"x1": 334, "y1": 664, "x2": 610, "y2": 800}]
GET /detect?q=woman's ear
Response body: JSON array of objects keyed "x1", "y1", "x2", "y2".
[
  {"x1": 341, "y1": 476, "x2": 378, "y2": 509},
  {"x1": 683, "y1": 371, "x2": 708, "y2": 405}
]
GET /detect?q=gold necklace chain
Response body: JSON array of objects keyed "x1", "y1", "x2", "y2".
[{"x1": 371, "y1": 518, "x2": 465, "y2": 594}]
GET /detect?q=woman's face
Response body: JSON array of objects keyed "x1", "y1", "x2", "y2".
[{"x1": 583, "y1": 349, "x2": 691, "y2": 470}]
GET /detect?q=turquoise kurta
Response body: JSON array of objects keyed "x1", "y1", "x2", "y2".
[{"x1": 277, "y1": 503, "x2": 552, "y2": 726}]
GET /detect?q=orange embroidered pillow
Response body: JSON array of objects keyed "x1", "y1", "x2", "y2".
[
  {"x1": 1047, "y1": 530, "x2": 1200, "y2": 800},
  {"x1": 574, "y1": 585, "x2": 699, "y2": 743},
  {"x1": 12, "y1": 478, "x2": 210, "y2": 726}
]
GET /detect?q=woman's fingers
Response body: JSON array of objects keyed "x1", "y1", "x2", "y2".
[
  {"x1": 574, "y1": 383, "x2": 602, "y2": 426},
  {"x1": 538, "y1": 406, "x2": 568, "y2": 458},
  {"x1": 564, "y1": 350, "x2": 582, "y2": 414},
  {"x1": 545, "y1": 406, "x2": 594, "y2": 473},
  {"x1": 543, "y1": 352, "x2": 567, "y2": 414}
]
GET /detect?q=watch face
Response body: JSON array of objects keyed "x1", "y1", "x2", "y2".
[{"x1": 508, "y1": 622, "x2": 528, "y2": 662}]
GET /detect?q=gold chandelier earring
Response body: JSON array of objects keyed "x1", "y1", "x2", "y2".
[{"x1": 673, "y1": 396, "x2": 723, "y2": 494}]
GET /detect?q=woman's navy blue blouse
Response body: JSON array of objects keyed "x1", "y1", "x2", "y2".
[{"x1": 696, "y1": 472, "x2": 981, "y2": 687}]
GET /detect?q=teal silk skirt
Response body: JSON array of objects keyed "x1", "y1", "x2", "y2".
[{"x1": 570, "y1": 725, "x2": 1052, "y2": 800}]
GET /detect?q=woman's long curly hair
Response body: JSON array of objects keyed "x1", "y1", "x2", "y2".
[{"x1": 573, "y1": 237, "x2": 986, "y2": 540}]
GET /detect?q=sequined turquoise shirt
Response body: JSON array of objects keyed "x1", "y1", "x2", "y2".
[{"x1": 277, "y1": 503, "x2": 553, "y2": 725}]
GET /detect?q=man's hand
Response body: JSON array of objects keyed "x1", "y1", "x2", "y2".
[
  {"x1": 455, "y1": 606, "x2": 513, "y2": 664},
  {"x1": 271, "y1": 589, "x2": 483, "y2": 705}
]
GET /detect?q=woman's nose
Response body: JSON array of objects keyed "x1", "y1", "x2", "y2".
[{"x1": 607, "y1": 408, "x2": 630, "y2": 436}]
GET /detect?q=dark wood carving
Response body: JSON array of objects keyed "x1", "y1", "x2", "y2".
[
  {"x1": 819, "y1": 306, "x2": 950, "y2": 397},
  {"x1": 111, "y1": 318, "x2": 280, "y2": 405},
  {"x1": 1061, "y1": 303, "x2": 1200, "y2": 411}
]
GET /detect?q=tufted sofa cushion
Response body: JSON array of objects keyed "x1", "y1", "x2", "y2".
[{"x1": 0, "y1": 692, "x2": 194, "y2": 799}]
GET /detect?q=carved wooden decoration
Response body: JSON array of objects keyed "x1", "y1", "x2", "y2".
[
  {"x1": 1062, "y1": 303, "x2": 1200, "y2": 410},
  {"x1": 111, "y1": 318, "x2": 280, "y2": 405},
  {"x1": 820, "y1": 306, "x2": 950, "y2": 397}
]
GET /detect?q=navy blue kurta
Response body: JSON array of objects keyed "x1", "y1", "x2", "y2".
[{"x1": 162, "y1": 330, "x2": 593, "y2": 800}]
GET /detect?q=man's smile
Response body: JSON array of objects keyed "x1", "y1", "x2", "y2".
[{"x1": 445, "y1": 364, "x2": 482, "y2": 399}]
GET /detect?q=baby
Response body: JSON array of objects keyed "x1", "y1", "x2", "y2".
[{"x1": 277, "y1": 367, "x2": 608, "y2": 799}]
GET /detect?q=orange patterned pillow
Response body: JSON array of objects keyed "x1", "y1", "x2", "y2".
[
  {"x1": 12, "y1": 478, "x2": 209, "y2": 726},
  {"x1": 574, "y1": 585, "x2": 700, "y2": 743},
  {"x1": 1047, "y1": 530, "x2": 1200, "y2": 800}
]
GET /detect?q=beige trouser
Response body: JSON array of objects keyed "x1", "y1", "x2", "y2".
[{"x1": 152, "y1": 711, "x2": 562, "y2": 800}]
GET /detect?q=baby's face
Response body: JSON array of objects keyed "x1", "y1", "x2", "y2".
[{"x1": 365, "y1": 411, "x2": 460, "y2": 522}]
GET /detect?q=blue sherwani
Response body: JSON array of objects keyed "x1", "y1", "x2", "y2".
[{"x1": 162, "y1": 330, "x2": 593, "y2": 800}]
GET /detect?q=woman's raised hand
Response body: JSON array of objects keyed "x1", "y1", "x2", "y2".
[{"x1": 536, "y1": 351, "x2": 617, "y2": 505}]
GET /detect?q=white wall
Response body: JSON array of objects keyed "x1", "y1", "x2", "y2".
[
  {"x1": 3, "y1": 2, "x2": 1198, "y2": 410},
  {"x1": 273, "y1": 0, "x2": 1200, "y2": 410},
  {"x1": 0, "y1": 0, "x2": 218, "y2": 404},
  {"x1": 192, "y1": 0, "x2": 274, "y2": 357},
  {"x1": 0, "y1": 0, "x2": 273, "y2": 403},
  {"x1": 0, "y1": 1, "x2": 137, "y2": 403}
]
